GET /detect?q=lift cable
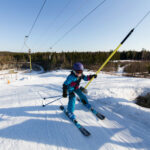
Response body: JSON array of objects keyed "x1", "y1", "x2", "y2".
[
  {"x1": 49, "y1": 0, "x2": 107, "y2": 49},
  {"x1": 20, "y1": 0, "x2": 47, "y2": 51},
  {"x1": 134, "y1": 10, "x2": 150, "y2": 29},
  {"x1": 85, "y1": 10, "x2": 150, "y2": 89},
  {"x1": 38, "y1": 0, "x2": 89, "y2": 50},
  {"x1": 34, "y1": 0, "x2": 73, "y2": 49}
]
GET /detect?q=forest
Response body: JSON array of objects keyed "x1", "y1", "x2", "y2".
[{"x1": 0, "y1": 50, "x2": 150, "y2": 76}]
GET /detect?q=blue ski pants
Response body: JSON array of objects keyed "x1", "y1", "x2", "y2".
[{"x1": 67, "y1": 89, "x2": 89, "y2": 113}]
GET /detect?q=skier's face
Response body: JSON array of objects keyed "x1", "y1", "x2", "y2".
[{"x1": 75, "y1": 70, "x2": 83, "y2": 77}]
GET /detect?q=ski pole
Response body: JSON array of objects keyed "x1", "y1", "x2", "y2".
[
  {"x1": 42, "y1": 97, "x2": 62, "y2": 107},
  {"x1": 84, "y1": 10, "x2": 150, "y2": 89},
  {"x1": 43, "y1": 95, "x2": 62, "y2": 100}
]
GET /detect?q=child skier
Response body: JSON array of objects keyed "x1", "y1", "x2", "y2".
[{"x1": 62, "y1": 62, "x2": 97, "y2": 120}]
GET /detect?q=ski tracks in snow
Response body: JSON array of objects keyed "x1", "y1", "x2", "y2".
[
  {"x1": 94, "y1": 101, "x2": 150, "y2": 150},
  {"x1": 1, "y1": 70, "x2": 150, "y2": 150}
]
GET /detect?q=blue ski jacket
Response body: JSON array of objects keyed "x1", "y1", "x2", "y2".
[{"x1": 63, "y1": 71, "x2": 91, "y2": 93}]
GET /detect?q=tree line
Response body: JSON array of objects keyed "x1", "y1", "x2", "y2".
[{"x1": 0, "y1": 49, "x2": 150, "y2": 71}]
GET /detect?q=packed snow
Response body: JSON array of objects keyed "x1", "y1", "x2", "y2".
[{"x1": 0, "y1": 69, "x2": 150, "y2": 150}]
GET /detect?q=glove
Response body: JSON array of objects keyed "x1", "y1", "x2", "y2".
[
  {"x1": 89, "y1": 74, "x2": 97, "y2": 79},
  {"x1": 63, "y1": 84, "x2": 67, "y2": 98},
  {"x1": 93, "y1": 74, "x2": 97, "y2": 78},
  {"x1": 80, "y1": 86, "x2": 88, "y2": 94},
  {"x1": 63, "y1": 91, "x2": 67, "y2": 98}
]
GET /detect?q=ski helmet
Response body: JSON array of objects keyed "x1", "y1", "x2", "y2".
[{"x1": 73, "y1": 62, "x2": 84, "y2": 71}]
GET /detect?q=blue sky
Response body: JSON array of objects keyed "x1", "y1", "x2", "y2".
[{"x1": 0, "y1": 0, "x2": 150, "y2": 52}]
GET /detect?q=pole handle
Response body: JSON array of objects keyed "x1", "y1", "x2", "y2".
[{"x1": 121, "y1": 28, "x2": 134, "y2": 44}]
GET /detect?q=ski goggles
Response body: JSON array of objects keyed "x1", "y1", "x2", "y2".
[{"x1": 75, "y1": 70, "x2": 83, "y2": 74}]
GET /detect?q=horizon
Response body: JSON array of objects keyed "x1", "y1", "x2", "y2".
[{"x1": 0, "y1": 48, "x2": 149, "y2": 54}]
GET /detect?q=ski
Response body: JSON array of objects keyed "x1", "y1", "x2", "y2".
[
  {"x1": 77, "y1": 98, "x2": 105, "y2": 120},
  {"x1": 60, "y1": 105, "x2": 91, "y2": 136}
]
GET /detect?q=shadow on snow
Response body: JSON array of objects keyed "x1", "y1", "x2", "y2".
[{"x1": 0, "y1": 101, "x2": 149, "y2": 149}]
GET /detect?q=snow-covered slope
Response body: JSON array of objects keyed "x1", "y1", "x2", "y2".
[{"x1": 0, "y1": 70, "x2": 150, "y2": 150}]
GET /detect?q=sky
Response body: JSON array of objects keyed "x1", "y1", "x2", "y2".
[{"x1": 0, "y1": 0, "x2": 150, "y2": 53}]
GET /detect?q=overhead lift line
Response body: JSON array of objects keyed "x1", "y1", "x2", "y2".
[
  {"x1": 38, "y1": 0, "x2": 88, "y2": 49},
  {"x1": 27, "y1": 0, "x2": 47, "y2": 38},
  {"x1": 49, "y1": 0, "x2": 107, "y2": 49},
  {"x1": 35, "y1": 0, "x2": 74, "y2": 49},
  {"x1": 85, "y1": 10, "x2": 150, "y2": 89},
  {"x1": 21, "y1": 0, "x2": 47, "y2": 50}
]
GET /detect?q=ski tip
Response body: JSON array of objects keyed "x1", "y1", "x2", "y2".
[
  {"x1": 97, "y1": 114, "x2": 105, "y2": 120},
  {"x1": 101, "y1": 114, "x2": 105, "y2": 120},
  {"x1": 103, "y1": 116, "x2": 105, "y2": 120},
  {"x1": 101, "y1": 117, "x2": 105, "y2": 120},
  {"x1": 86, "y1": 133, "x2": 91, "y2": 137},
  {"x1": 85, "y1": 131, "x2": 91, "y2": 137},
  {"x1": 79, "y1": 127, "x2": 91, "y2": 136}
]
